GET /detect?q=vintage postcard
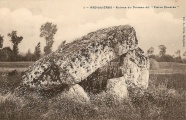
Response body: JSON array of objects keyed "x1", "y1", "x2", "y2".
[{"x1": 0, "y1": 0, "x2": 185, "y2": 120}]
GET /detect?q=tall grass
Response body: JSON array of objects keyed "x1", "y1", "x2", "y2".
[
  {"x1": 0, "y1": 62, "x2": 33, "y2": 68},
  {"x1": 0, "y1": 72, "x2": 185, "y2": 120}
]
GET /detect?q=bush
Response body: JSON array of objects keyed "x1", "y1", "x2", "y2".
[
  {"x1": 156, "y1": 54, "x2": 174, "y2": 62},
  {"x1": 8, "y1": 70, "x2": 18, "y2": 76}
]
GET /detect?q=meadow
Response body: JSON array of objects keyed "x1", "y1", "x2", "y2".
[
  {"x1": 0, "y1": 62, "x2": 33, "y2": 68},
  {"x1": 0, "y1": 62, "x2": 185, "y2": 120}
]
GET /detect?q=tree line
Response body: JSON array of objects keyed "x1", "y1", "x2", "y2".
[
  {"x1": 147, "y1": 45, "x2": 186, "y2": 63},
  {"x1": 0, "y1": 23, "x2": 185, "y2": 63},
  {"x1": 0, "y1": 22, "x2": 57, "y2": 61}
]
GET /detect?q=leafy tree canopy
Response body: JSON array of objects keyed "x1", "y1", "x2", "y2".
[
  {"x1": 40, "y1": 22, "x2": 57, "y2": 55},
  {"x1": 159, "y1": 45, "x2": 166, "y2": 56},
  {"x1": 34, "y1": 42, "x2": 41, "y2": 60},
  {"x1": 7, "y1": 31, "x2": 23, "y2": 55},
  {"x1": 0, "y1": 34, "x2": 3, "y2": 49}
]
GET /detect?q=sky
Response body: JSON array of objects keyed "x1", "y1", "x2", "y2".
[{"x1": 0, "y1": 0, "x2": 185, "y2": 56}]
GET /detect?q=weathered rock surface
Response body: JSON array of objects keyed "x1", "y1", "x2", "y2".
[
  {"x1": 104, "y1": 47, "x2": 149, "y2": 100},
  {"x1": 120, "y1": 48, "x2": 149, "y2": 90},
  {"x1": 106, "y1": 77, "x2": 128, "y2": 101},
  {"x1": 62, "y1": 84, "x2": 90, "y2": 103},
  {"x1": 79, "y1": 48, "x2": 149, "y2": 94},
  {"x1": 21, "y1": 25, "x2": 139, "y2": 90}
]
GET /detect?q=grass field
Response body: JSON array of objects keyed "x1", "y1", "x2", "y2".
[
  {"x1": 0, "y1": 62, "x2": 33, "y2": 68},
  {"x1": 0, "y1": 62, "x2": 185, "y2": 120},
  {"x1": 158, "y1": 62, "x2": 186, "y2": 69},
  {"x1": 0, "y1": 62, "x2": 33, "y2": 72}
]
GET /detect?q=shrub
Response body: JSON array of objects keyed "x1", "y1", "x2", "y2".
[
  {"x1": 156, "y1": 54, "x2": 174, "y2": 62},
  {"x1": 8, "y1": 70, "x2": 18, "y2": 76}
]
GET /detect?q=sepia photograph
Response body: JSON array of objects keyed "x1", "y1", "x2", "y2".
[{"x1": 0, "y1": 0, "x2": 185, "y2": 120}]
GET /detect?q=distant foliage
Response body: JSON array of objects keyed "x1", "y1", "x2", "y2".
[
  {"x1": 8, "y1": 70, "x2": 18, "y2": 76},
  {"x1": 0, "y1": 28, "x2": 44, "y2": 61},
  {"x1": 43, "y1": 46, "x2": 51, "y2": 55},
  {"x1": 159, "y1": 45, "x2": 166, "y2": 56},
  {"x1": 156, "y1": 54, "x2": 174, "y2": 62},
  {"x1": 40, "y1": 22, "x2": 57, "y2": 55},
  {"x1": 34, "y1": 42, "x2": 41, "y2": 60},
  {"x1": 174, "y1": 50, "x2": 182, "y2": 63},
  {"x1": 0, "y1": 47, "x2": 37, "y2": 62},
  {"x1": 0, "y1": 34, "x2": 3, "y2": 49},
  {"x1": 8, "y1": 31, "x2": 23, "y2": 55},
  {"x1": 58, "y1": 40, "x2": 66, "y2": 50},
  {"x1": 0, "y1": 31, "x2": 25, "y2": 61},
  {"x1": 147, "y1": 46, "x2": 186, "y2": 63},
  {"x1": 182, "y1": 51, "x2": 186, "y2": 63},
  {"x1": 24, "y1": 49, "x2": 36, "y2": 61},
  {"x1": 147, "y1": 47, "x2": 154, "y2": 56},
  {"x1": 0, "y1": 47, "x2": 17, "y2": 61}
]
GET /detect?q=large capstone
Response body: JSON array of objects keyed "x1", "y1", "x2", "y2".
[{"x1": 18, "y1": 25, "x2": 149, "y2": 101}]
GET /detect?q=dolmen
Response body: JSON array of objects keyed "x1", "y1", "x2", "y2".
[{"x1": 17, "y1": 25, "x2": 149, "y2": 101}]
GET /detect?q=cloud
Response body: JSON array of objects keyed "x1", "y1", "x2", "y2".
[
  {"x1": 125, "y1": 8, "x2": 183, "y2": 54},
  {"x1": 0, "y1": 6, "x2": 184, "y2": 56},
  {"x1": 54, "y1": 7, "x2": 183, "y2": 55},
  {"x1": 0, "y1": 8, "x2": 51, "y2": 53}
]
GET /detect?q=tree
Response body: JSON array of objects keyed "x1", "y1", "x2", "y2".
[
  {"x1": 175, "y1": 50, "x2": 181, "y2": 57},
  {"x1": 8, "y1": 31, "x2": 23, "y2": 55},
  {"x1": 147, "y1": 47, "x2": 154, "y2": 55},
  {"x1": 183, "y1": 51, "x2": 186, "y2": 63},
  {"x1": 40, "y1": 22, "x2": 57, "y2": 55},
  {"x1": 58, "y1": 40, "x2": 66, "y2": 50},
  {"x1": 25, "y1": 49, "x2": 35, "y2": 61},
  {"x1": 183, "y1": 51, "x2": 186, "y2": 57},
  {"x1": 0, "y1": 34, "x2": 3, "y2": 49},
  {"x1": 0, "y1": 47, "x2": 15, "y2": 61},
  {"x1": 159, "y1": 45, "x2": 166, "y2": 56},
  {"x1": 34, "y1": 42, "x2": 41, "y2": 60},
  {"x1": 174, "y1": 50, "x2": 182, "y2": 62}
]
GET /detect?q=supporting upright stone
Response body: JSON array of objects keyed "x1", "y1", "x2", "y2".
[
  {"x1": 106, "y1": 77, "x2": 128, "y2": 102},
  {"x1": 120, "y1": 48, "x2": 149, "y2": 95},
  {"x1": 63, "y1": 84, "x2": 90, "y2": 104}
]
